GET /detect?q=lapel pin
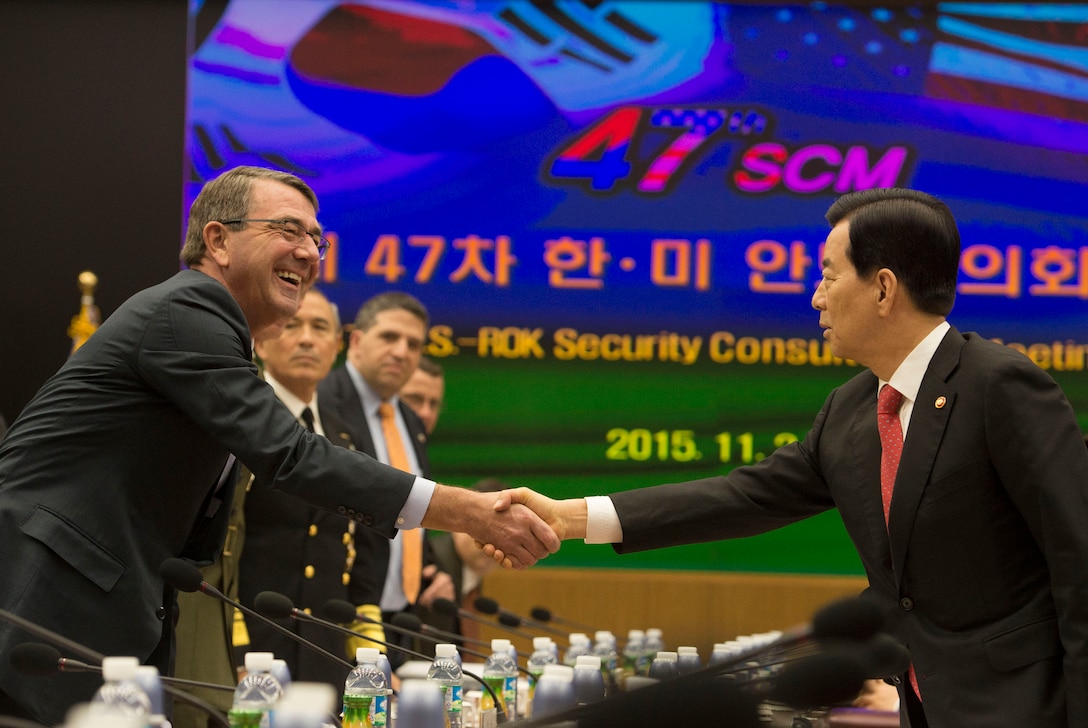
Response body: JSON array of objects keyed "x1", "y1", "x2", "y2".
[
  {"x1": 417, "y1": 432, "x2": 427, "y2": 443},
  {"x1": 934, "y1": 396, "x2": 947, "y2": 409}
]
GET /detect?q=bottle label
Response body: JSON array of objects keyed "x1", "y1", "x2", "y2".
[
  {"x1": 342, "y1": 694, "x2": 372, "y2": 728},
  {"x1": 448, "y1": 684, "x2": 462, "y2": 714},
  {"x1": 503, "y1": 675, "x2": 517, "y2": 718},
  {"x1": 370, "y1": 693, "x2": 388, "y2": 728},
  {"x1": 227, "y1": 709, "x2": 263, "y2": 728}
]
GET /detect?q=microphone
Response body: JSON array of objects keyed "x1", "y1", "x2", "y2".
[
  {"x1": 473, "y1": 597, "x2": 569, "y2": 641},
  {"x1": 529, "y1": 605, "x2": 599, "y2": 635},
  {"x1": 390, "y1": 613, "x2": 531, "y2": 667},
  {"x1": 0, "y1": 607, "x2": 229, "y2": 727},
  {"x1": 432, "y1": 598, "x2": 536, "y2": 641},
  {"x1": 11, "y1": 642, "x2": 235, "y2": 693},
  {"x1": 389, "y1": 611, "x2": 499, "y2": 652},
  {"x1": 160, "y1": 558, "x2": 354, "y2": 672},
  {"x1": 764, "y1": 651, "x2": 868, "y2": 710}
]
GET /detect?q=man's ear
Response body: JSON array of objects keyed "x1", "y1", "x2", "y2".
[
  {"x1": 876, "y1": 268, "x2": 897, "y2": 308},
  {"x1": 203, "y1": 221, "x2": 231, "y2": 267}
]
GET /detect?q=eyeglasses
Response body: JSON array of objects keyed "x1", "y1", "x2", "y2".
[{"x1": 219, "y1": 218, "x2": 331, "y2": 261}]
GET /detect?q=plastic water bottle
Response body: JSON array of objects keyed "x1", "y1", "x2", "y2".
[
  {"x1": 343, "y1": 647, "x2": 388, "y2": 728},
  {"x1": 677, "y1": 646, "x2": 702, "y2": 675},
  {"x1": 710, "y1": 642, "x2": 732, "y2": 666},
  {"x1": 563, "y1": 633, "x2": 590, "y2": 667},
  {"x1": 482, "y1": 638, "x2": 518, "y2": 723},
  {"x1": 643, "y1": 628, "x2": 665, "y2": 674},
  {"x1": 592, "y1": 630, "x2": 618, "y2": 693},
  {"x1": 529, "y1": 664, "x2": 575, "y2": 719},
  {"x1": 91, "y1": 656, "x2": 152, "y2": 721},
  {"x1": 271, "y1": 658, "x2": 292, "y2": 689},
  {"x1": 134, "y1": 665, "x2": 165, "y2": 726},
  {"x1": 623, "y1": 630, "x2": 645, "y2": 677},
  {"x1": 572, "y1": 655, "x2": 606, "y2": 706},
  {"x1": 527, "y1": 636, "x2": 558, "y2": 709},
  {"x1": 230, "y1": 652, "x2": 283, "y2": 728},
  {"x1": 397, "y1": 679, "x2": 446, "y2": 728},
  {"x1": 426, "y1": 643, "x2": 463, "y2": 728},
  {"x1": 276, "y1": 682, "x2": 337, "y2": 728},
  {"x1": 648, "y1": 651, "x2": 679, "y2": 681}
]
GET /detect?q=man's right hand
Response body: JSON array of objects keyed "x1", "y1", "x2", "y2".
[{"x1": 480, "y1": 488, "x2": 588, "y2": 566}]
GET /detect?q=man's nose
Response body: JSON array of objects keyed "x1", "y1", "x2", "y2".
[{"x1": 811, "y1": 280, "x2": 826, "y2": 310}]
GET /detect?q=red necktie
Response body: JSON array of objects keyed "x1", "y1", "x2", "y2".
[
  {"x1": 379, "y1": 402, "x2": 422, "y2": 604},
  {"x1": 877, "y1": 385, "x2": 904, "y2": 524},
  {"x1": 877, "y1": 384, "x2": 921, "y2": 700}
]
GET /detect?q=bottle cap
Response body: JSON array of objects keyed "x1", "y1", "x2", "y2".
[
  {"x1": 677, "y1": 646, "x2": 698, "y2": 655},
  {"x1": 627, "y1": 629, "x2": 645, "y2": 640},
  {"x1": 244, "y1": 652, "x2": 275, "y2": 672},
  {"x1": 574, "y1": 655, "x2": 602, "y2": 669},
  {"x1": 281, "y1": 682, "x2": 338, "y2": 714},
  {"x1": 491, "y1": 638, "x2": 512, "y2": 652},
  {"x1": 646, "y1": 628, "x2": 663, "y2": 637},
  {"x1": 654, "y1": 651, "x2": 678, "y2": 662},
  {"x1": 568, "y1": 633, "x2": 590, "y2": 645},
  {"x1": 101, "y1": 656, "x2": 140, "y2": 681},
  {"x1": 541, "y1": 664, "x2": 574, "y2": 681},
  {"x1": 435, "y1": 643, "x2": 459, "y2": 658},
  {"x1": 533, "y1": 637, "x2": 552, "y2": 650},
  {"x1": 594, "y1": 630, "x2": 613, "y2": 642},
  {"x1": 355, "y1": 647, "x2": 380, "y2": 663}
]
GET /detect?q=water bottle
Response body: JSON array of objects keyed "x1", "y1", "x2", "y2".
[
  {"x1": 648, "y1": 651, "x2": 679, "y2": 681},
  {"x1": 397, "y1": 679, "x2": 446, "y2": 728},
  {"x1": 709, "y1": 642, "x2": 732, "y2": 666},
  {"x1": 676, "y1": 646, "x2": 702, "y2": 675},
  {"x1": 134, "y1": 665, "x2": 165, "y2": 726},
  {"x1": 343, "y1": 647, "x2": 388, "y2": 728},
  {"x1": 426, "y1": 643, "x2": 463, "y2": 728},
  {"x1": 91, "y1": 656, "x2": 152, "y2": 721},
  {"x1": 572, "y1": 655, "x2": 606, "y2": 706},
  {"x1": 529, "y1": 665, "x2": 575, "y2": 720},
  {"x1": 230, "y1": 652, "x2": 284, "y2": 728},
  {"x1": 622, "y1": 630, "x2": 645, "y2": 677},
  {"x1": 271, "y1": 658, "x2": 292, "y2": 689},
  {"x1": 276, "y1": 682, "x2": 337, "y2": 728},
  {"x1": 591, "y1": 631, "x2": 618, "y2": 693},
  {"x1": 562, "y1": 633, "x2": 590, "y2": 667},
  {"x1": 482, "y1": 638, "x2": 518, "y2": 723},
  {"x1": 527, "y1": 636, "x2": 557, "y2": 708},
  {"x1": 643, "y1": 628, "x2": 665, "y2": 674}
]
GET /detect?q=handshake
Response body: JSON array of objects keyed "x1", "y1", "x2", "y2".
[{"x1": 422, "y1": 485, "x2": 589, "y2": 571}]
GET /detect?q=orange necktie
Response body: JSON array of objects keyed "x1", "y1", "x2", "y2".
[{"x1": 379, "y1": 401, "x2": 422, "y2": 604}]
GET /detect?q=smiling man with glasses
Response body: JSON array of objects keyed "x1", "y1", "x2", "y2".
[{"x1": 0, "y1": 165, "x2": 559, "y2": 725}]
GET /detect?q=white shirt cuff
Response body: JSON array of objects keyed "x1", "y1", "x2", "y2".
[
  {"x1": 396, "y1": 476, "x2": 436, "y2": 530},
  {"x1": 585, "y1": 496, "x2": 623, "y2": 544}
]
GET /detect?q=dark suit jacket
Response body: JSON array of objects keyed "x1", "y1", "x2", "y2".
[
  {"x1": 0, "y1": 271, "x2": 416, "y2": 724},
  {"x1": 317, "y1": 366, "x2": 436, "y2": 614},
  {"x1": 611, "y1": 328, "x2": 1088, "y2": 727},
  {"x1": 238, "y1": 405, "x2": 376, "y2": 690}
]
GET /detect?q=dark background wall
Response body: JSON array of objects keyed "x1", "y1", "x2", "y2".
[{"x1": 0, "y1": 1, "x2": 189, "y2": 425}]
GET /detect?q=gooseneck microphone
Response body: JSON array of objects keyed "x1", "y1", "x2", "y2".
[
  {"x1": 529, "y1": 605, "x2": 599, "y2": 635},
  {"x1": 11, "y1": 642, "x2": 235, "y2": 694},
  {"x1": 389, "y1": 613, "x2": 535, "y2": 677},
  {"x1": 473, "y1": 597, "x2": 569, "y2": 641},
  {"x1": 0, "y1": 605, "x2": 229, "y2": 727},
  {"x1": 432, "y1": 598, "x2": 536, "y2": 641},
  {"x1": 160, "y1": 558, "x2": 353, "y2": 671},
  {"x1": 391, "y1": 611, "x2": 497, "y2": 651}
]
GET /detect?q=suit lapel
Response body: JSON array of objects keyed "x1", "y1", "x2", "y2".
[{"x1": 887, "y1": 328, "x2": 964, "y2": 582}]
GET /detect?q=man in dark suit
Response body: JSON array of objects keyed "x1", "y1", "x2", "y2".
[
  {"x1": 318, "y1": 293, "x2": 455, "y2": 663},
  {"x1": 0, "y1": 166, "x2": 557, "y2": 725},
  {"x1": 502, "y1": 188, "x2": 1088, "y2": 727}
]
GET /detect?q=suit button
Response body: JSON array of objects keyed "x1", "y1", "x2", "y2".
[
  {"x1": 155, "y1": 606, "x2": 167, "y2": 621},
  {"x1": 304, "y1": 565, "x2": 315, "y2": 579},
  {"x1": 343, "y1": 572, "x2": 351, "y2": 586},
  {"x1": 891, "y1": 675, "x2": 903, "y2": 685},
  {"x1": 308, "y1": 524, "x2": 318, "y2": 537},
  {"x1": 346, "y1": 508, "x2": 356, "y2": 518},
  {"x1": 337, "y1": 505, "x2": 347, "y2": 515},
  {"x1": 363, "y1": 515, "x2": 374, "y2": 526},
  {"x1": 899, "y1": 597, "x2": 914, "y2": 611}
]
